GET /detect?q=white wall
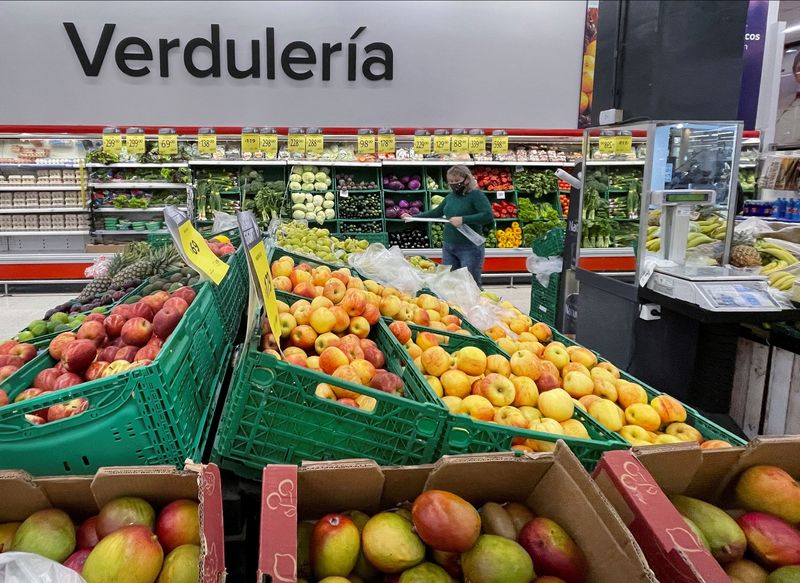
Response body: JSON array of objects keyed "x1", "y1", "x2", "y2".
[{"x1": 0, "y1": 1, "x2": 586, "y2": 128}]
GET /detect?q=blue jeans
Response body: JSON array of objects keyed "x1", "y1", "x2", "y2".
[{"x1": 442, "y1": 243, "x2": 485, "y2": 287}]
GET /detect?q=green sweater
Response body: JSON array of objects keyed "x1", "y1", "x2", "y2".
[{"x1": 417, "y1": 189, "x2": 494, "y2": 246}]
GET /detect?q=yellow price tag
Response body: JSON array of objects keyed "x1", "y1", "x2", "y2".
[
  {"x1": 241, "y1": 133, "x2": 259, "y2": 153},
  {"x1": 492, "y1": 136, "x2": 509, "y2": 155},
  {"x1": 158, "y1": 134, "x2": 178, "y2": 156},
  {"x1": 259, "y1": 134, "x2": 278, "y2": 157},
  {"x1": 248, "y1": 240, "x2": 281, "y2": 345},
  {"x1": 433, "y1": 135, "x2": 451, "y2": 154},
  {"x1": 102, "y1": 134, "x2": 122, "y2": 155},
  {"x1": 357, "y1": 135, "x2": 375, "y2": 155},
  {"x1": 305, "y1": 134, "x2": 324, "y2": 156},
  {"x1": 377, "y1": 134, "x2": 396, "y2": 154},
  {"x1": 288, "y1": 134, "x2": 306, "y2": 155},
  {"x1": 614, "y1": 135, "x2": 633, "y2": 154},
  {"x1": 413, "y1": 136, "x2": 432, "y2": 155},
  {"x1": 126, "y1": 134, "x2": 146, "y2": 155},
  {"x1": 177, "y1": 222, "x2": 230, "y2": 285},
  {"x1": 468, "y1": 136, "x2": 486, "y2": 154},
  {"x1": 598, "y1": 136, "x2": 615, "y2": 154},
  {"x1": 198, "y1": 134, "x2": 217, "y2": 155},
  {"x1": 451, "y1": 135, "x2": 469, "y2": 154}
]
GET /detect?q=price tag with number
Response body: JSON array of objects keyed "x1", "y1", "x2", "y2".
[
  {"x1": 614, "y1": 135, "x2": 633, "y2": 154},
  {"x1": 377, "y1": 134, "x2": 396, "y2": 155},
  {"x1": 413, "y1": 135, "x2": 432, "y2": 155},
  {"x1": 451, "y1": 135, "x2": 469, "y2": 154},
  {"x1": 492, "y1": 136, "x2": 509, "y2": 155},
  {"x1": 102, "y1": 133, "x2": 122, "y2": 155},
  {"x1": 357, "y1": 135, "x2": 375, "y2": 155},
  {"x1": 468, "y1": 136, "x2": 486, "y2": 154},
  {"x1": 288, "y1": 134, "x2": 306, "y2": 155},
  {"x1": 158, "y1": 134, "x2": 178, "y2": 156},
  {"x1": 497, "y1": 191, "x2": 506, "y2": 200},
  {"x1": 260, "y1": 134, "x2": 278, "y2": 157},
  {"x1": 198, "y1": 134, "x2": 217, "y2": 155},
  {"x1": 241, "y1": 133, "x2": 259, "y2": 153},
  {"x1": 126, "y1": 134, "x2": 146, "y2": 155},
  {"x1": 164, "y1": 206, "x2": 230, "y2": 285},
  {"x1": 306, "y1": 134, "x2": 324, "y2": 156},
  {"x1": 433, "y1": 135, "x2": 451, "y2": 155},
  {"x1": 598, "y1": 136, "x2": 615, "y2": 154}
]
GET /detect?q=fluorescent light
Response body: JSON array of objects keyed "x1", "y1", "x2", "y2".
[{"x1": 785, "y1": 23, "x2": 800, "y2": 34}]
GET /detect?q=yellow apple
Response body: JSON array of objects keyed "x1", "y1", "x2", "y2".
[
  {"x1": 509, "y1": 350, "x2": 541, "y2": 380},
  {"x1": 456, "y1": 346, "x2": 487, "y2": 376},
  {"x1": 651, "y1": 395, "x2": 687, "y2": 425},
  {"x1": 525, "y1": 418, "x2": 563, "y2": 452},
  {"x1": 619, "y1": 424, "x2": 653, "y2": 444},
  {"x1": 440, "y1": 369, "x2": 472, "y2": 399},
  {"x1": 421, "y1": 346, "x2": 451, "y2": 377},
  {"x1": 441, "y1": 395, "x2": 462, "y2": 414},
  {"x1": 593, "y1": 378, "x2": 618, "y2": 401},
  {"x1": 519, "y1": 406, "x2": 542, "y2": 423},
  {"x1": 355, "y1": 394, "x2": 377, "y2": 412},
  {"x1": 563, "y1": 370, "x2": 594, "y2": 398},
  {"x1": 310, "y1": 295, "x2": 334, "y2": 310},
  {"x1": 542, "y1": 344, "x2": 570, "y2": 371},
  {"x1": 588, "y1": 399, "x2": 625, "y2": 432},
  {"x1": 616, "y1": 381, "x2": 648, "y2": 409},
  {"x1": 561, "y1": 418, "x2": 590, "y2": 439},
  {"x1": 530, "y1": 322, "x2": 553, "y2": 342},
  {"x1": 494, "y1": 405, "x2": 528, "y2": 428},
  {"x1": 460, "y1": 394, "x2": 494, "y2": 421},
  {"x1": 511, "y1": 375, "x2": 538, "y2": 407},
  {"x1": 654, "y1": 433, "x2": 682, "y2": 444},
  {"x1": 665, "y1": 422, "x2": 703, "y2": 443},
  {"x1": 425, "y1": 375, "x2": 444, "y2": 398},
  {"x1": 536, "y1": 388, "x2": 574, "y2": 422},
  {"x1": 590, "y1": 367, "x2": 615, "y2": 383},
  {"x1": 486, "y1": 354, "x2": 511, "y2": 377},
  {"x1": 474, "y1": 373, "x2": 516, "y2": 407},
  {"x1": 496, "y1": 337, "x2": 518, "y2": 354},
  {"x1": 562, "y1": 362, "x2": 591, "y2": 378},
  {"x1": 579, "y1": 394, "x2": 602, "y2": 410},
  {"x1": 315, "y1": 383, "x2": 336, "y2": 400},
  {"x1": 624, "y1": 403, "x2": 662, "y2": 432},
  {"x1": 595, "y1": 361, "x2": 620, "y2": 378}
]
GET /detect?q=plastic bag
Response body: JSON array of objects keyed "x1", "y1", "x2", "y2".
[
  {"x1": 211, "y1": 211, "x2": 238, "y2": 233},
  {"x1": 84, "y1": 255, "x2": 112, "y2": 279},
  {"x1": 526, "y1": 255, "x2": 563, "y2": 287},
  {"x1": 455, "y1": 224, "x2": 486, "y2": 246},
  {"x1": 0, "y1": 552, "x2": 86, "y2": 583},
  {"x1": 348, "y1": 244, "x2": 425, "y2": 295}
]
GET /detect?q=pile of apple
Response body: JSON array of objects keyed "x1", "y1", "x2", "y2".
[
  {"x1": 301, "y1": 489, "x2": 588, "y2": 583},
  {"x1": 4, "y1": 286, "x2": 195, "y2": 425},
  {"x1": 270, "y1": 256, "x2": 473, "y2": 335},
  {"x1": 0, "y1": 339, "x2": 38, "y2": 383},
  {"x1": 0, "y1": 495, "x2": 201, "y2": 583},
  {"x1": 206, "y1": 235, "x2": 236, "y2": 257},
  {"x1": 387, "y1": 322, "x2": 594, "y2": 450}
]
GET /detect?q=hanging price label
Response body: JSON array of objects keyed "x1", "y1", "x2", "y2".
[
  {"x1": 102, "y1": 133, "x2": 122, "y2": 155},
  {"x1": 377, "y1": 134, "x2": 396, "y2": 154},
  {"x1": 259, "y1": 134, "x2": 278, "y2": 157},
  {"x1": 287, "y1": 134, "x2": 306, "y2": 155},
  {"x1": 126, "y1": 134, "x2": 146, "y2": 155},
  {"x1": 357, "y1": 135, "x2": 375, "y2": 154},
  {"x1": 413, "y1": 136, "x2": 432, "y2": 155},
  {"x1": 492, "y1": 136, "x2": 509, "y2": 155},
  {"x1": 598, "y1": 136, "x2": 615, "y2": 154},
  {"x1": 305, "y1": 134, "x2": 324, "y2": 156},
  {"x1": 451, "y1": 135, "x2": 469, "y2": 154},
  {"x1": 241, "y1": 133, "x2": 259, "y2": 153},
  {"x1": 468, "y1": 136, "x2": 486, "y2": 154},
  {"x1": 614, "y1": 135, "x2": 633, "y2": 154},
  {"x1": 158, "y1": 134, "x2": 178, "y2": 156},
  {"x1": 433, "y1": 135, "x2": 451, "y2": 154},
  {"x1": 198, "y1": 134, "x2": 217, "y2": 155},
  {"x1": 497, "y1": 191, "x2": 506, "y2": 200},
  {"x1": 164, "y1": 207, "x2": 230, "y2": 285}
]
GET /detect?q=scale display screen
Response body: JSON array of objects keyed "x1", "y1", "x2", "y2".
[
  {"x1": 663, "y1": 192, "x2": 713, "y2": 203},
  {"x1": 698, "y1": 283, "x2": 779, "y2": 310}
]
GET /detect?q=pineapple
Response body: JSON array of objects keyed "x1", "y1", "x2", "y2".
[
  {"x1": 108, "y1": 244, "x2": 183, "y2": 288},
  {"x1": 77, "y1": 251, "x2": 133, "y2": 302},
  {"x1": 731, "y1": 245, "x2": 762, "y2": 268}
]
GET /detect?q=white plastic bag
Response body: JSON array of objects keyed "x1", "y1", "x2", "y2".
[
  {"x1": 84, "y1": 255, "x2": 111, "y2": 279},
  {"x1": 0, "y1": 552, "x2": 86, "y2": 583},
  {"x1": 526, "y1": 255, "x2": 563, "y2": 287},
  {"x1": 211, "y1": 211, "x2": 238, "y2": 233},
  {"x1": 455, "y1": 224, "x2": 486, "y2": 246},
  {"x1": 348, "y1": 244, "x2": 425, "y2": 295}
]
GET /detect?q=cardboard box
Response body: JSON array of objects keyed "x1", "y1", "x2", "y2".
[
  {"x1": 85, "y1": 243, "x2": 130, "y2": 253},
  {"x1": 593, "y1": 437, "x2": 800, "y2": 583},
  {"x1": 0, "y1": 463, "x2": 226, "y2": 582},
  {"x1": 259, "y1": 443, "x2": 656, "y2": 583}
]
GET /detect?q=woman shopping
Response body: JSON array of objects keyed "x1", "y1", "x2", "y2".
[{"x1": 402, "y1": 165, "x2": 493, "y2": 286}]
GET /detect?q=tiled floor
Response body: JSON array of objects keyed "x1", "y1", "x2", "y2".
[{"x1": 0, "y1": 284, "x2": 532, "y2": 340}]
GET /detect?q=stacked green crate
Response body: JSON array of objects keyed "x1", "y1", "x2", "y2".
[{"x1": 383, "y1": 166, "x2": 429, "y2": 248}]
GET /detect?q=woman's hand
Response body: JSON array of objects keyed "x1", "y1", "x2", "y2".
[{"x1": 449, "y1": 216, "x2": 463, "y2": 227}]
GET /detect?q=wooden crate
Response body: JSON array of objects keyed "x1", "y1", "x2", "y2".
[
  {"x1": 764, "y1": 347, "x2": 800, "y2": 435},
  {"x1": 730, "y1": 337, "x2": 769, "y2": 438}
]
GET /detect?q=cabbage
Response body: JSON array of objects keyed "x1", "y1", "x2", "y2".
[
  {"x1": 400, "y1": 175, "x2": 410, "y2": 185},
  {"x1": 302, "y1": 183, "x2": 315, "y2": 192},
  {"x1": 323, "y1": 200, "x2": 334, "y2": 209},
  {"x1": 315, "y1": 172, "x2": 327, "y2": 182},
  {"x1": 291, "y1": 193, "x2": 306, "y2": 204},
  {"x1": 305, "y1": 212, "x2": 316, "y2": 221},
  {"x1": 408, "y1": 179, "x2": 421, "y2": 190},
  {"x1": 292, "y1": 203, "x2": 306, "y2": 211},
  {"x1": 399, "y1": 200, "x2": 410, "y2": 209},
  {"x1": 316, "y1": 210, "x2": 326, "y2": 224},
  {"x1": 292, "y1": 210, "x2": 305, "y2": 220},
  {"x1": 325, "y1": 177, "x2": 332, "y2": 186},
  {"x1": 309, "y1": 166, "x2": 318, "y2": 173},
  {"x1": 388, "y1": 180, "x2": 403, "y2": 191},
  {"x1": 305, "y1": 202, "x2": 315, "y2": 212},
  {"x1": 320, "y1": 167, "x2": 330, "y2": 175},
  {"x1": 302, "y1": 165, "x2": 314, "y2": 173},
  {"x1": 324, "y1": 191, "x2": 335, "y2": 201},
  {"x1": 289, "y1": 173, "x2": 302, "y2": 183},
  {"x1": 301, "y1": 172, "x2": 316, "y2": 183},
  {"x1": 314, "y1": 181, "x2": 327, "y2": 191},
  {"x1": 312, "y1": 195, "x2": 324, "y2": 206},
  {"x1": 324, "y1": 208, "x2": 336, "y2": 219},
  {"x1": 289, "y1": 181, "x2": 302, "y2": 191}
]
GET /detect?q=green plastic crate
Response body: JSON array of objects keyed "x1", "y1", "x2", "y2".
[
  {"x1": 340, "y1": 232, "x2": 389, "y2": 246},
  {"x1": 269, "y1": 245, "x2": 352, "y2": 272},
  {"x1": 529, "y1": 227, "x2": 565, "y2": 327},
  {"x1": 210, "y1": 242, "x2": 247, "y2": 340},
  {"x1": 211, "y1": 309, "x2": 446, "y2": 480},
  {"x1": 0, "y1": 282, "x2": 231, "y2": 475}
]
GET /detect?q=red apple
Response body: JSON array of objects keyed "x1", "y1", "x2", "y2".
[
  {"x1": 363, "y1": 346, "x2": 386, "y2": 369},
  {"x1": 97, "y1": 346, "x2": 119, "y2": 363},
  {"x1": 152, "y1": 307, "x2": 182, "y2": 340},
  {"x1": 162, "y1": 297, "x2": 189, "y2": 316},
  {"x1": 146, "y1": 336, "x2": 164, "y2": 349},
  {"x1": 0, "y1": 340, "x2": 18, "y2": 355},
  {"x1": 171, "y1": 287, "x2": 196, "y2": 306},
  {"x1": 155, "y1": 499, "x2": 200, "y2": 553},
  {"x1": 9, "y1": 343, "x2": 37, "y2": 363},
  {"x1": 84, "y1": 313, "x2": 105, "y2": 324},
  {"x1": 49, "y1": 332, "x2": 77, "y2": 360},
  {"x1": 120, "y1": 317, "x2": 153, "y2": 347},
  {"x1": 25, "y1": 414, "x2": 46, "y2": 425},
  {"x1": 84, "y1": 361, "x2": 109, "y2": 381},
  {"x1": 62, "y1": 339, "x2": 97, "y2": 374},
  {"x1": 54, "y1": 372, "x2": 83, "y2": 390},
  {"x1": 76, "y1": 321, "x2": 107, "y2": 347},
  {"x1": 129, "y1": 302, "x2": 155, "y2": 322},
  {"x1": 0, "y1": 389, "x2": 8, "y2": 406},
  {"x1": 135, "y1": 345, "x2": 160, "y2": 362},
  {"x1": 15, "y1": 388, "x2": 43, "y2": 402},
  {"x1": 0, "y1": 354, "x2": 24, "y2": 369},
  {"x1": 0, "y1": 365, "x2": 19, "y2": 381},
  {"x1": 109, "y1": 336, "x2": 126, "y2": 348},
  {"x1": 104, "y1": 314, "x2": 126, "y2": 338},
  {"x1": 33, "y1": 367, "x2": 63, "y2": 390},
  {"x1": 110, "y1": 303, "x2": 133, "y2": 319},
  {"x1": 139, "y1": 295, "x2": 165, "y2": 315},
  {"x1": 114, "y1": 345, "x2": 140, "y2": 363},
  {"x1": 47, "y1": 398, "x2": 88, "y2": 422},
  {"x1": 369, "y1": 370, "x2": 404, "y2": 395}
]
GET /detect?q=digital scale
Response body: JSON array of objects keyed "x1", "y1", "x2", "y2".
[{"x1": 644, "y1": 189, "x2": 782, "y2": 312}]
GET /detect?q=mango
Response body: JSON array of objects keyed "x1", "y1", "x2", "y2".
[
  {"x1": 670, "y1": 495, "x2": 746, "y2": 563},
  {"x1": 518, "y1": 517, "x2": 586, "y2": 583},
  {"x1": 737, "y1": 512, "x2": 800, "y2": 568},
  {"x1": 736, "y1": 466, "x2": 800, "y2": 525},
  {"x1": 399, "y1": 561, "x2": 455, "y2": 582},
  {"x1": 461, "y1": 534, "x2": 535, "y2": 583},
  {"x1": 0, "y1": 522, "x2": 21, "y2": 552},
  {"x1": 344, "y1": 510, "x2": 380, "y2": 581},
  {"x1": 297, "y1": 521, "x2": 314, "y2": 581},
  {"x1": 725, "y1": 559, "x2": 768, "y2": 583},
  {"x1": 504, "y1": 502, "x2": 535, "y2": 536},
  {"x1": 432, "y1": 549, "x2": 463, "y2": 580},
  {"x1": 412, "y1": 490, "x2": 481, "y2": 553},
  {"x1": 12, "y1": 509, "x2": 76, "y2": 563},
  {"x1": 479, "y1": 502, "x2": 516, "y2": 540},
  {"x1": 362, "y1": 512, "x2": 425, "y2": 573},
  {"x1": 768, "y1": 566, "x2": 800, "y2": 583},
  {"x1": 681, "y1": 516, "x2": 710, "y2": 551},
  {"x1": 310, "y1": 514, "x2": 360, "y2": 580}
]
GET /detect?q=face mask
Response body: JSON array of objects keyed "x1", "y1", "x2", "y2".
[{"x1": 450, "y1": 182, "x2": 467, "y2": 195}]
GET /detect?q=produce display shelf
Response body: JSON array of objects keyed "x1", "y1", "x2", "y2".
[
  {"x1": 93, "y1": 229, "x2": 168, "y2": 235},
  {"x1": 385, "y1": 190, "x2": 425, "y2": 195},
  {"x1": 93, "y1": 206, "x2": 183, "y2": 213},
  {"x1": 0, "y1": 207, "x2": 88, "y2": 214},
  {"x1": 586, "y1": 160, "x2": 646, "y2": 166},
  {"x1": 477, "y1": 160, "x2": 577, "y2": 167},
  {"x1": 0, "y1": 185, "x2": 83, "y2": 191},
  {"x1": 327, "y1": 160, "x2": 382, "y2": 167},
  {"x1": 337, "y1": 188, "x2": 382, "y2": 194},
  {"x1": 383, "y1": 159, "x2": 474, "y2": 166},
  {"x1": 188, "y1": 159, "x2": 286, "y2": 166},
  {"x1": 85, "y1": 162, "x2": 188, "y2": 168},
  {"x1": 494, "y1": 217, "x2": 520, "y2": 221},
  {"x1": 0, "y1": 253, "x2": 101, "y2": 263},
  {"x1": 0, "y1": 230, "x2": 87, "y2": 236},
  {"x1": 88, "y1": 182, "x2": 189, "y2": 189},
  {"x1": 0, "y1": 163, "x2": 80, "y2": 169}
]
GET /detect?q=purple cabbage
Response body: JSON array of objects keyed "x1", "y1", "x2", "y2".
[
  {"x1": 383, "y1": 177, "x2": 390, "y2": 187},
  {"x1": 398, "y1": 200, "x2": 410, "y2": 209},
  {"x1": 408, "y1": 179, "x2": 421, "y2": 190},
  {"x1": 384, "y1": 198, "x2": 394, "y2": 206},
  {"x1": 408, "y1": 207, "x2": 421, "y2": 215},
  {"x1": 400, "y1": 175, "x2": 411, "y2": 185},
  {"x1": 388, "y1": 180, "x2": 404, "y2": 190},
  {"x1": 411, "y1": 199, "x2": 424, "y2": 208},
  {"x1": 411, "y1": 175, "x2": 421, "y2": 182},
  {"x1": 385, "y1": 206, "x2": 399, "y2": 218}
]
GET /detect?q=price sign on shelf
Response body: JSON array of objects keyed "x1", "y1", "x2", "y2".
[
  {"x1": 492, "y1": 136, "x2": 509, "y2": 155},
  {"x1": 126, "y1": 134, "x2": 146, "y2": 155},
  {"x1": 241, "y1": 133, "x2": 259, "y2": 154},
  {"x1": 357, "y1": 135, "x2": 375, "y2": 155},
  {"x1": 451, "y1": 135, "x2": 469, "y2": 154},
  {"x1": 102, "y1": 133, "x2": 122, "y2": 155},
  {"x1": 158, "y1": 134, "x2": 178, "y2": 156},
  {"x1": 377, "y1": 134, "x2": 396, "y2": 155},
  {"x1": 433, "y1": 135, "x2": 451, "y2": 155},
  {"x1": 598, "y1": 136, "x2": 615, "y2": 154},
  {"x1": 287, "y1": 134, "x2": 306, "y2": 155},
  {"x1": 164, "y1": 206, "x2": 230, "y2": 285},
  {"x1": 614, "y1": 135, "x2": 633, "y2": 154},
  {"x1": 497, "y1": 191, "x2": 506, "y2": 200},
  {"x1": 198, "y1": 134, "x2": 217, "y2": 155},
  {"x1": 259, "y1": 134, "x2": 278, "y2": 157},
  {"x1": 305, "y1": 134, "x2": 324, "y2": 157},
  {"x1": 468, "y1": 136, "x2": 486, "y2": 155},
  {"x1": 413, "y1": 135, "x2": 432, "y2": 155}
]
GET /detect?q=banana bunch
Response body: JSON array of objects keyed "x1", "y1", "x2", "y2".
[
  {"x1": 645, "y1": 226, "x2": 661, "y2": 251},
  {"x1": 761, "y1": 260, "x2": 789, "y2": 275},
  {"x1": 756, "y1": 241, "x2": 798, "y2": 266},
  {"x1": 687, "y1": 231, "x2": 715, "y2": 248},
  {"x1": 768, "y1": 270, "x2": 797, "y2": 291},
  {"x1": 694, "y1": 217, "x2": 728, "y2": 240}
]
